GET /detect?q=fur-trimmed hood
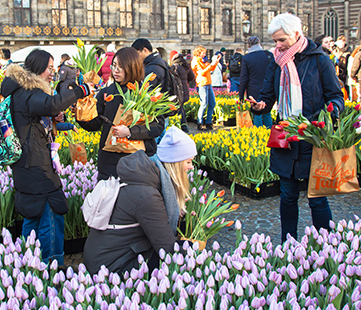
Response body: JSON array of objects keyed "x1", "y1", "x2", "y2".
[{"x1": 2, "y1": 64, "x2": 52, "y2": 96}]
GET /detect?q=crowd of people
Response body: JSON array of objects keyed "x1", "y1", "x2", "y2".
[{"x1": 0, "y1": 12, "x2": 359, "y2": 276}]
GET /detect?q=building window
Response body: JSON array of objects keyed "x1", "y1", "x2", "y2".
[
  {"x1": 225, "y1": 49, "x2": 233, "y2": 64},
  {"x1": 324, "y1": 9, "x2": 338, "y2": 39},
  {"x1": 303, "y1": 14, "x2": 310, "y2": 37},
  {"x1": 206, "y1": 49, "x2": 213, "y2": 62},
  {"x1": 222, "y1": 9, "x2": 232, "y2": 36},
  {"x1": 151, "y1": 0, "x2": 163, "y2": 29},
  {"x1": 200, "y1": 8, "x2": 211, "y2": 35},
  {"x1": 87, "y1": 0, "x2": 101, "y2": 28},
  {"x1": 14, "y1": 0, "x2": 31, "y2": 26},
  {"x1": 177, "y1": 7, "x2": 188, "y2": 34},
  {"x1": 120, "y1": 0, "x2": 132, "y2": 28},
  {"x1": 181, "y1": 49, "x2": 191, "y2": 56},
  {"x1": 268, "y1": 11, "x2": 276, "y2": 24},
  {"x1": 52, "y1": 0, "x2": 67, "y2": 26}
]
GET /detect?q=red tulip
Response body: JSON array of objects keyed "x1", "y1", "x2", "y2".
[
  {"x1": 311, "y1": 121, "x2": 318, "y2": 127},
  {"x1": 318, "y1": 121, "x2": 325, "y2": 129},
  {"x1": 327, "y1": 102, "x2": 334, "y2": 112},
  {"x1": 297, "y1": 129, "x2": 305, "y2": 136},
  {"x1": 355, "y1": 104, "x2": 361, "y2": 111}
]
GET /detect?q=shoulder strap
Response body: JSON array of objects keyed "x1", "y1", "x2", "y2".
[{"x1": 317, "y1": 54, "x2": 323, "y2": 87}]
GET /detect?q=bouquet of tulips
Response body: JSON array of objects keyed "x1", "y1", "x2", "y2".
[
  {"x1": 72, "y1": 38, "x2": 106, "y2": 83},
  {"x1": 115, "y1": 73, "x2": 178, "y2": 130},
  {"x1": 179, "y1": 169, "x2": 237, "y2": 244},
  {"x1": 282, "y1": 103, "x2": 361, "y2": 151}
]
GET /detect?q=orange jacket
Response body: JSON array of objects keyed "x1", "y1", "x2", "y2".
[{"x1": 191, "y1": 57, "x2": 219, "y2": 87}]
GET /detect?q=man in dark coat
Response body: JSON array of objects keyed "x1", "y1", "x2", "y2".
[
  {"x1": 131, "y1": 38, "x2": 167, "y2": 92},
  {"x1": 170, "y1": 51, "x2": 195, "y2": 132},
  {"x1": 239, "y1": 36, "x2": 273, "y2": 129},
  {"x1": 251, "y1": 13, "x2": 344, "y2": 242},
  {"x1": 229, "y1": 47, "x2": 243, "y2": 92}
]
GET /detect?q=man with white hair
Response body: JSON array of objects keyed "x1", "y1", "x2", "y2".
[
  {"x1": 98, "y1": 43, "x2": 117, "y2": 84},
  {"x1": 249, "y1": 13, "x2": 344, "y2": 243}
]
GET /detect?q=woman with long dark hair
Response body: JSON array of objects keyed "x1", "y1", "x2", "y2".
[
  {"x1": 78, "y1": 47, "x2": 165, "y2": 181},
  {"x1": 0, "y1": 49, "x2": 92, "y2": 265}
]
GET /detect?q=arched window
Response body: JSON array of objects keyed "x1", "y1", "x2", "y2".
[{"x1": 324, "y1": 9, "x2": 338, "y2": 39}]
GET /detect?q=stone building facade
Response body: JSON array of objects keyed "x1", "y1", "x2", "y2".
[
  {"x1": 317, "y1": 0, "x2": 361, "y2": 50},
  {"x1": 0, "y1": 0, "x2": 332, "y2": 63}
]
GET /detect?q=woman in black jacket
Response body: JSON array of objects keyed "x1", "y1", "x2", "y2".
[
  {"x1": 78, "y1": 47, "x2": 165, "y2": 180},
  {"x1": 84, "y1": 126, "x2": 197, "y2": 276},
  {"x1": 0, "y1": 49, "x2": 92, "y2": 265},
  {"x1": 170, "y1": 51, "x2": 195, "y2": 133},
  {"x1": 249, "y1": 13, "x2": 344, "y2": 243}
]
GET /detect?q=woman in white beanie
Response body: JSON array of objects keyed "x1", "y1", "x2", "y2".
[{"x1": 84, "y1": 126, "x2": 197, "y2": 276}]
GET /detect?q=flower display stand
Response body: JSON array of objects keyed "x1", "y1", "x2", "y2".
[
  {"x1": 233, "y1": 180, "x2": 280, "y2": 200},
  {"x1": 223, "y1": 118, "x2": 236, "y2": 126},
  {"x1": 200, "y1": 165, "x2": 225, "y2": 185}
]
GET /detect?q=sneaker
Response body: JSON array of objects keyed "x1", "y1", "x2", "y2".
[
  {"x1": 206, "y1": 123, "x2": 213, "y2": 130},
  {"x1": 181, "y1": 125, "x2": 189, "y2": 133},
  {"x1": 197, "y1": 123, "x2": 204, "y2": 130}
]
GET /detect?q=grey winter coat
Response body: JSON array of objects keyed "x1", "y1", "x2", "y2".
[
  {"x1": 83, "y1": 150, "x2": 176, "y2": 276},
  {"x1": 58, "y1": 61, "x2": 77, "y2": 94}
]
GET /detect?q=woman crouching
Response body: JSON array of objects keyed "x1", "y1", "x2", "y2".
[{"x1": 84, "y1": 126, "x2": 196, "y2": 275}]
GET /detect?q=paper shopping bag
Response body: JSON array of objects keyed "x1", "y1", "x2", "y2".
[
  {"x1": 83, "y1": 70, "x2": 101, "y2": 84},
  {"x1": 76, "y1": 94, "x2": 98, "y2": 122},
  {"x1": 308, "y1": 145, "x2": 360, "y2": 198},
  {"x1": 236, "y1": 110, "x2": 253, "y2": 128},
  {"x1": 102, "y1": 105, "x2": 146, "y2": 153},
  {"x1": 69, "y1": 142, "x2": 87, "y2": 165}
]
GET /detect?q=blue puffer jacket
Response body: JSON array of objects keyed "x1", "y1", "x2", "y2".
[{"x1": 256, "y1": 39, "x2": 344, "y2": 179}]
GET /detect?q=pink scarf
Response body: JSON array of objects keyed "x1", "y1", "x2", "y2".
[{"x1": 274, "y1": 35, "x2": 308, "y2": 120}]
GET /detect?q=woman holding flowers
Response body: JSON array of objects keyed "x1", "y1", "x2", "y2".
[
  {"x1": 78, "y1": 47, "x2": 165, "y2": 181},
  {"x1": 249, "y1": 13, "x2": 344, "y2": 242},
  {"x1": 0, "y1": 49, "x2": 92, "y2": 265},
  {"x1": 84, "y1": 126, "x2": 197, "y2": 276}
]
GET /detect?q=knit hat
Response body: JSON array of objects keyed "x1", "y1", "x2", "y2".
[
  {"x1": 107, "y1": 43, "x2": 116, "y2": 53},
  {"x1": 157, "y1": 126, "x2": 197, "y2": 163},
  {"x1": 185, "y1": 54, "x2": 192, "y2": 61},
  {"x1": 169, "y1": 50, "x2": 178, "y2": 62},
  {"x1": 248, "y1": 36, "x2": 260, "y2": 46},
  {"x1": 220, "y1": 47, "x2": 226, "y2": 52}
]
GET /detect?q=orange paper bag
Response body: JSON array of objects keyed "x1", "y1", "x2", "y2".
[
  {"x1": 76, "y1": 94, "x2": 98, "y2": 122},
  {"x1": 83, "y1": 70, "x2": 101, "y2": 84},
  {"x1": 102, "y1": 105, "x2": 146, "y2": 153},
  {"x1": 308, "y1": 145, "x2": 360, "y2": 198},
  {"x1": 236, "y1": 110, "x2": 253, "y2": 128},
  {"x1": 69, "y1": 142, "x2": 87, "y2": 165}
]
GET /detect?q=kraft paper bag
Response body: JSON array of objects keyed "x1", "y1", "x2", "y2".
[
  {"x1": 76, "y1": 94, "x2": 98, "y2": 122},
  {"x1": 308, "y1": 145, "x2": 360, "y2": 198},
  {"x1": 69, "y1": 142, "x2": 87, "y2": 165},
  {"x1": 236, "y1": 110, "x2": 253, "y2": 128},
  {"x1": 83, "y1": 70, "x2": 101, "y2": 84},
  {"x1": 102, "y1": 105, "x2": 146, "y2": 154}
]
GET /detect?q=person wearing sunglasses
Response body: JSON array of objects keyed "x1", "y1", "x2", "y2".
[
  {"x1": 78, "y1": 47, "x2": 165, "y2": 181},
  {"x1": 0, "y1": 48, "x2": 93, "y2": 266}
]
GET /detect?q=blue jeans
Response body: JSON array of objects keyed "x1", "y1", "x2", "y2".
[
  {"x1": 279, "y1": 176, "x2": 332, "y2": 242},
  {"x1": 22, "y1": 202, "x2": 65, "y2": 265},
  {"x1": 198, "y1": 85, "x2": 216, "y2": 124},
  {"x1": 230, "y1": 77, "x2": 240, "y2": 93},
  {"x1": 253, "y1": 113, "x2": 273, "y2": 129}
]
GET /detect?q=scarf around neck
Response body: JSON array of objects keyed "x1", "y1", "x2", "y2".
[
  {"x1": 150, "y1": 154, "x2": 180, "y2": 234},
  {"x1": 274, "y1": 35, "x2": 308, "y2": 120}
]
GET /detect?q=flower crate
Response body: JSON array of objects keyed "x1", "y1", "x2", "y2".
[
  {"x1": 234, "y1": 180, "x2": 280, "y2": 199},
  {"x1": 64, "y1": 237, "x2": 87, "y2": 255},
  {"x1": 200, "y1": 165, "x2": 224, "y2": 185},
  {"x1": 223, "y1": 118, "x2": 236, "y2": 126}
]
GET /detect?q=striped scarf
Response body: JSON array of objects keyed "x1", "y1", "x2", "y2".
[{"x1": 274, "y1": 35, "x2": 308, "y2": 120}]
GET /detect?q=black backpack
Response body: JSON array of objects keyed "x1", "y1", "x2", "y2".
[
  {"x1": 156, "y1": 63, "x2": 184, "y2": 105},
  {"x1": 229, "y1": 54, "x2": 243, "y2": 74}
]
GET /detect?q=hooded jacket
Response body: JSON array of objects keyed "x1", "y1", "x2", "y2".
[
  {"x1": 255, "y1": 39, "x2": 344, "y2": 179},
  {"x1": 78, "y1": 82, "x2": 165, "y2": 180},
  {"x1": 171, "y1": 54, "x2": 195, "y2": 104},
  {"x1": 143, "y1": 52, "x2": 168, "y2": 92},
  {"x1": 83, "y1": 150, "x2": 175, "y2": 276},
  {"x1": 58, "y1": 60, "x2": 77, "y2": 94},
  {"x1": 0, "y1": 65, "x2": 86, "y2": 218},
  {"x1": 98, "y1": 52, "x2": 115, "y2": 83}
]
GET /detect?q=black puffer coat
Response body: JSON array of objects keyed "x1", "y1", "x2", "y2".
[
  {"x1": 171, "y1": 54, "x2": 195, "y2": 104},
  {"x1": 0, "y1": 65, "x2": 86, "y2": 218},
  {"x1": 78, "y1": 82, "x2": 164, "y2": 180},
  {"x1": 83, "y1": 150, "x2": 175, "y2": 276},
  {"x1": 143, "y1": 52, "x2": 168, "y2": 91},
  {"x1": 255, "y1": 40, "x2": 344, "y2": 179},
  {"x1": 58, "y1": 61, "x2": 77, "y2": 94}
]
